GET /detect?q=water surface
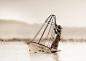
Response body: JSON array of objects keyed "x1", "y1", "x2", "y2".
[{"x1": 0, "y1": 42, "x2": 86, "y2": 61}]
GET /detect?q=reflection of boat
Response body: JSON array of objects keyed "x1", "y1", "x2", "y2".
[
  {"x1": 29, "y1": 15, "x2": 60, "y2": 53},
  {"x1": 53, "y1": 53, "x2": 60, "y2": 61}
]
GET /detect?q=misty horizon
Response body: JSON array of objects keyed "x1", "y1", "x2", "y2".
[{"x1": 0, "y1": 19, "x2": 86, "y2": 39}]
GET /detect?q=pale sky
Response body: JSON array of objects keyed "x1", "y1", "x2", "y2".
[{"x1": 0, "y1": 0, "x2": 86, "y2": 27}]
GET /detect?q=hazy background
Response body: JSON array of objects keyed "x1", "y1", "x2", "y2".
[
  {"x1": 0, "y1": 20, "x2": 86, "y2": 39},
  {"x1": 0, "y1": 0, "x2": 86, "y2": 39}
]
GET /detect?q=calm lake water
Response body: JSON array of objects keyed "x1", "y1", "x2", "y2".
[{"x1": 0, "y1": 42, "x2": 86, "y2": 61}]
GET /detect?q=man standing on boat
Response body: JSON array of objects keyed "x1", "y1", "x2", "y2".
[{"x1": 51, "y1": 24, "x2": 62, "y2": 51}]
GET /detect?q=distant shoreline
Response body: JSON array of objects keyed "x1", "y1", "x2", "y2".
[{"x1": 0, "y1": 38, "x2": 86, "y2": 43}]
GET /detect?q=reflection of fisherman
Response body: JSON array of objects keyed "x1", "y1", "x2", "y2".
[{"x1": 51, "y1": 24, "x2": 62, "y2": 51}]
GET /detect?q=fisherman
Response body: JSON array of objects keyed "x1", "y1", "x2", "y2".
[{"x1": 51, "y1": 24, "x2": 62, "y2": 51}]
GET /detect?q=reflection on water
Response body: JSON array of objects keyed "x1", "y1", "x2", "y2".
[
  {"x1": 0, "y1": 42, "x2": 86, "y2": 61},
  {"x1": 29, "y1": 52, "x2": 60, "y2": 61}
]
